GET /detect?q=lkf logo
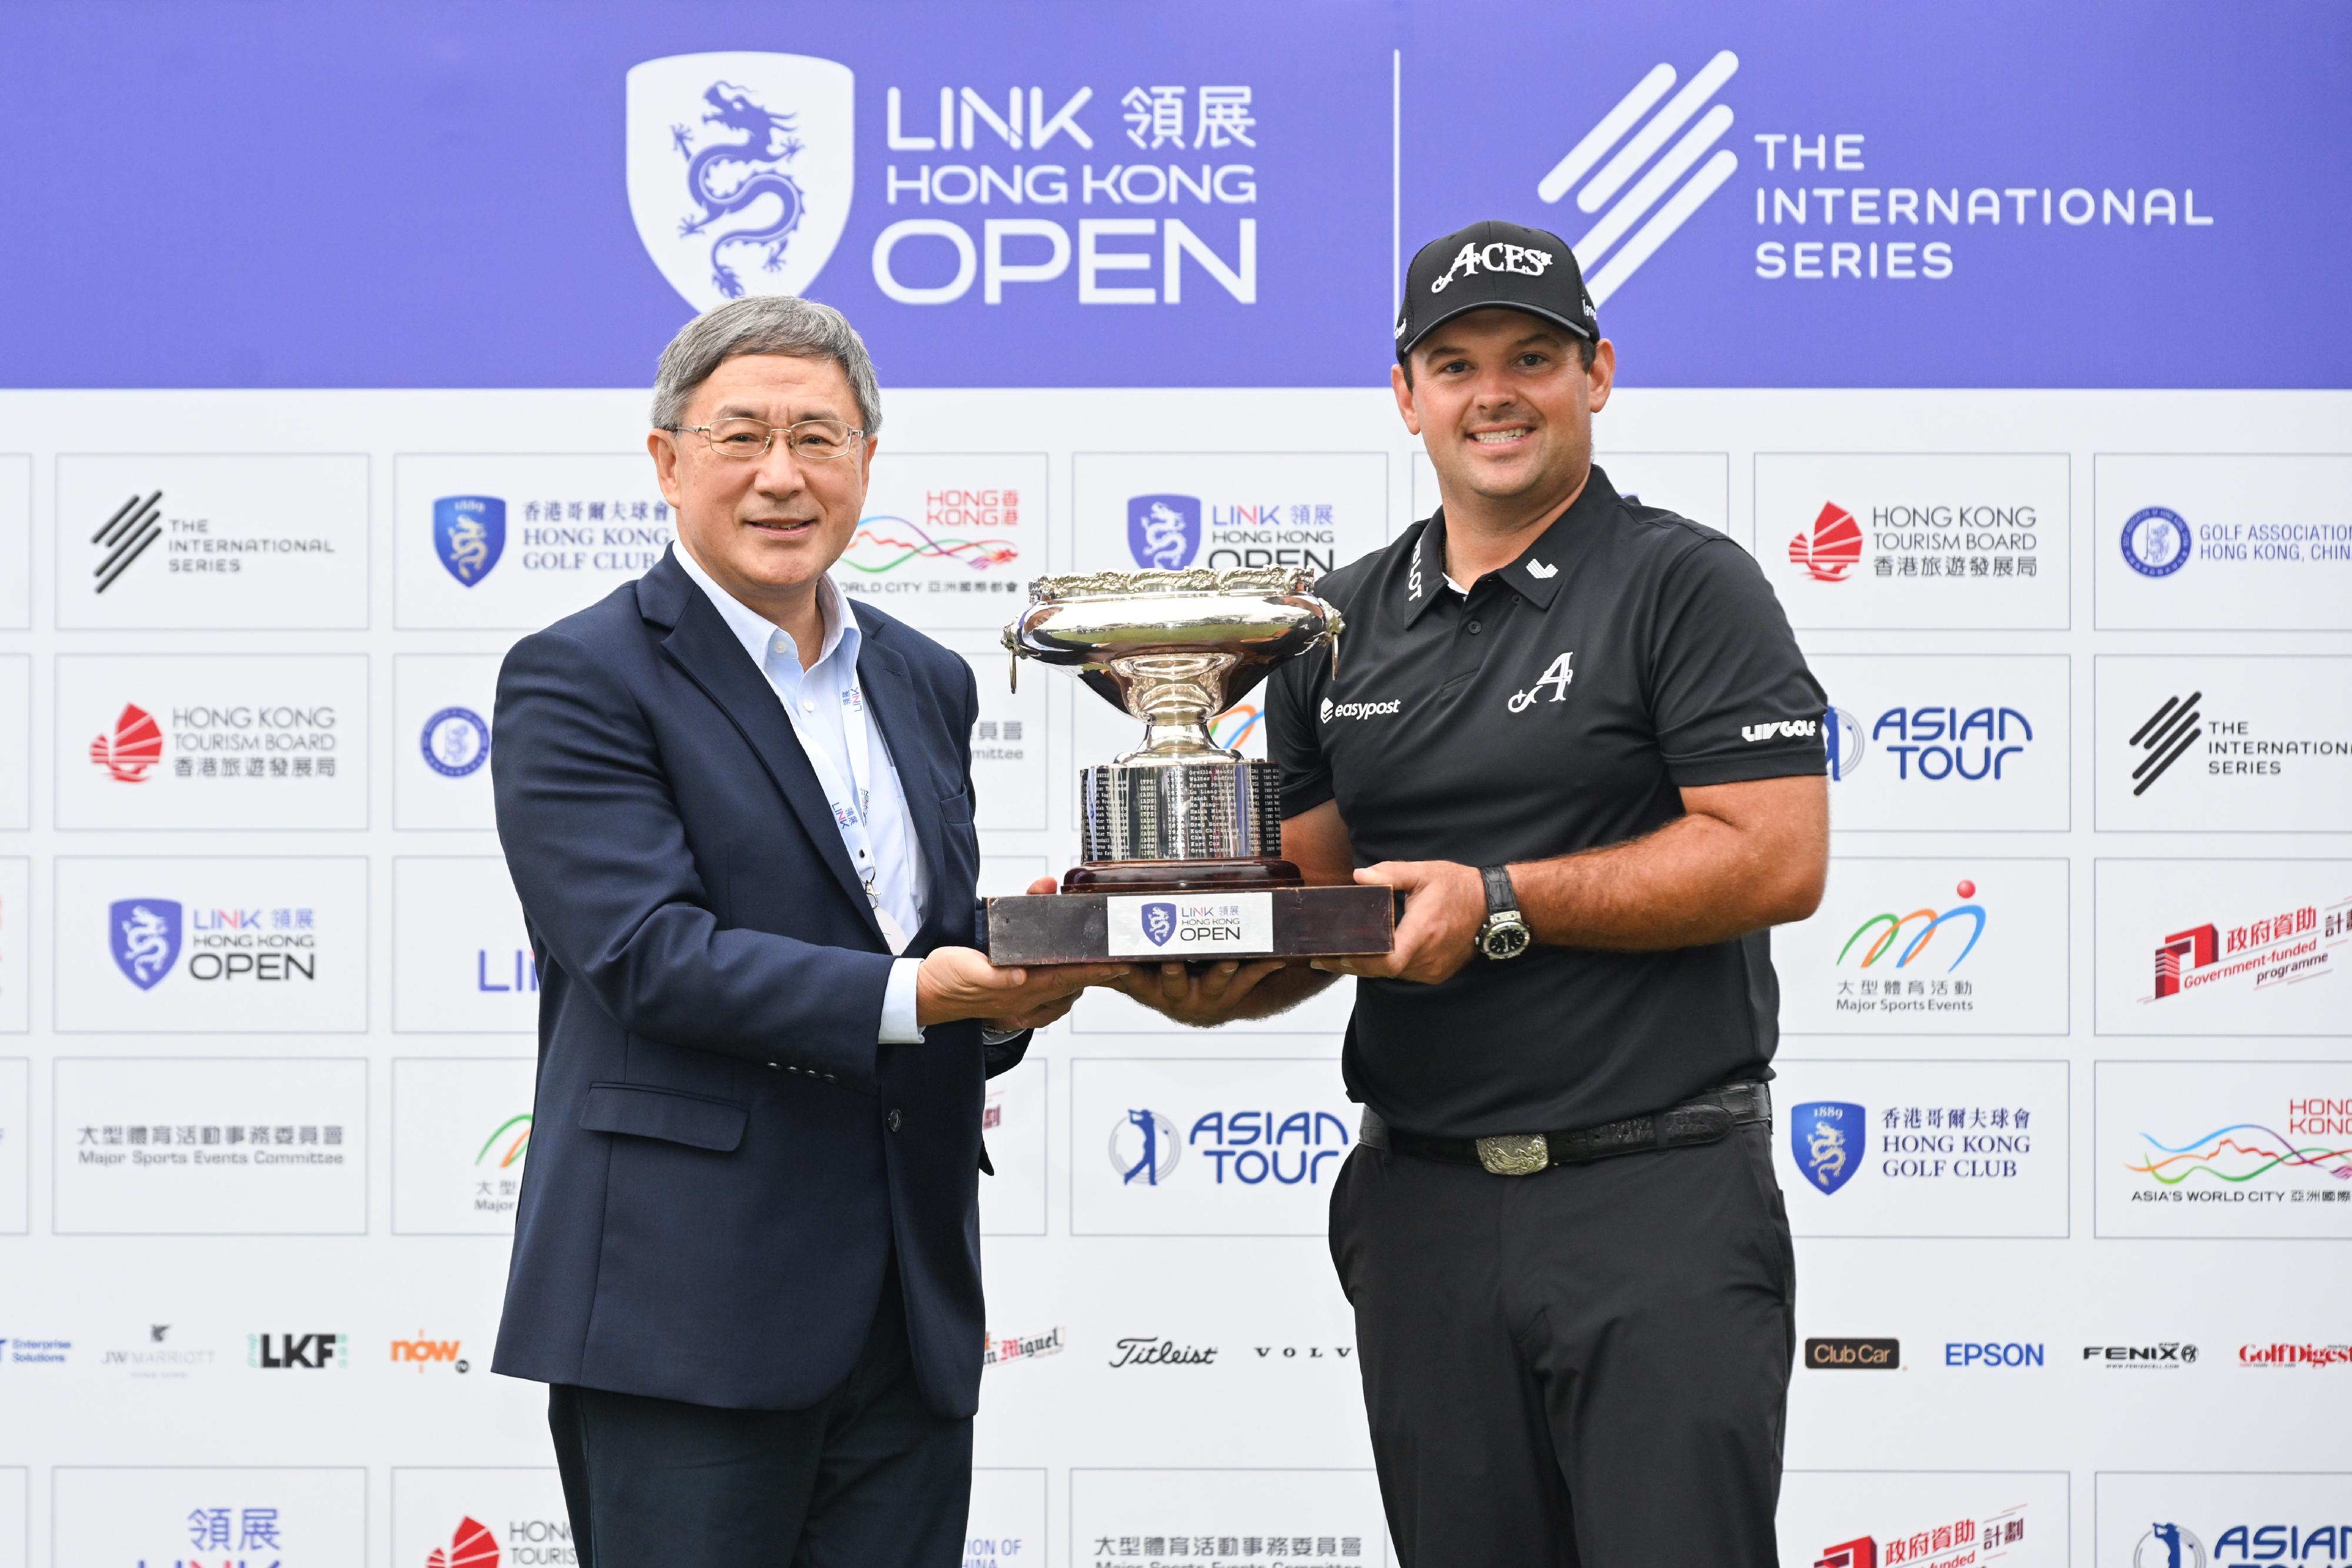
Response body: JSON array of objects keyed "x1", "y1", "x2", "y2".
[
  {"x1": 429, "y1": 1516, "x2": 499, "y2": 1568},
  {"x1": 1863, "y1": 704, "x2": 2033, "y2": 781},
  {"x1": 248, "y1": 1330, "x2": 346, "y2": 1369},
  {"x1": 433, "y1": 496, "x2": 507, "y2": 586},
  {"x1": 89, "y1": 703, "x2": 163, "y2": 781},
  {"x1": 626, "y1": 52, "x2": 856, "y2": 311},
  {"x1": 2146, "y1": 895, "x2": 2339, "y2": 1002},
  {"x1": 91, "y1": 489, "x2": 164, "y2": 592},
  {"x1": 109, "y1": 898, "x2": 183, "y2": 989},
  {"x1": 1127, "y1": 493, "x2": 1202, "y2": 569},
  {"x1": 1535, "y1": 50, "x2": 1740, "y2": 307},
  {"x1": 1110, "y1": 1107, "x2": 1350, "y2": 1187},
  {"x1": 1790, "y1": 502, "x2": 1863, "y2": 583},
  {"x1": 2121, "y1": 506, "x2": 2193, "y2": 578},
  {"x1": 421, "y1": 707, "x2": 491, "y2": 777},
  {"x1": 1792, "y1": 1101, "x2": 1862, "y2": 1194}
]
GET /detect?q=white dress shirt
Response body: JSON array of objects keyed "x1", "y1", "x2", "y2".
[{"x1": 675, "y1": 546, "x2": 928, "y2": 1045}]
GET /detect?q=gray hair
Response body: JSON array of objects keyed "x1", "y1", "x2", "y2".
[{"x1": 649, "y1": 295, "x2": 883, "y2": 435}]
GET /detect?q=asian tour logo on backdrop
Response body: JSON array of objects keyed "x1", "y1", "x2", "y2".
[
  {"x1": 626, "y1": 52, "x2": 857, "y2": 312},
  {"x1": 2132, "y1": 1520, "x2": 2352, "y2": 1567},
  {"x1": 1111, "y1": 1106, "x2": 1351, "y2": 1188},
  {"x1": 1820, "y1": 703, "x2": 2033, "y2": 783},
  {"x1": 433, "y1": 496, "x2": 506, "y2": 586}
]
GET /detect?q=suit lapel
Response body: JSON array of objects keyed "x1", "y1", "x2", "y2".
[
  {"x1": 653, "y1": 580, "x2": 883, "y2": 942},
  {"x1": 854, "y1": 617, "x2": 953, "y2": 944}
]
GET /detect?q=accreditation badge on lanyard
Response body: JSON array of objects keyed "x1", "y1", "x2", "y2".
[{"x1": 799, "y1": 675, "x2": 912, "y2": 955}]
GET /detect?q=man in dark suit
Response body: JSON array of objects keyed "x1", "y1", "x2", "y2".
[{"x1": 489, "y1": 295, "x2": 1122, "y2": 1567}]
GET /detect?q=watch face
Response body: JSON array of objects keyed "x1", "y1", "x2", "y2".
[{"x1": 1481, "y1": 920, "x2": 1532, "y2": 960}]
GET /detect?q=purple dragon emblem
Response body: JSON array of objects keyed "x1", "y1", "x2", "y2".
[{"x1": 671, "y1": 81, "x2": 809, "y2": 299}]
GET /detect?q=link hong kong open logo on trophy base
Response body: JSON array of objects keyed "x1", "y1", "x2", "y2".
[{"x1": 980, "y1": 567, "x2": 1397, "y2": 966}]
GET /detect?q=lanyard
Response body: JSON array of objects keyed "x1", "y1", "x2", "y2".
[{"x1": 779, "y1": 665, "x2": 911, "y2": 955}]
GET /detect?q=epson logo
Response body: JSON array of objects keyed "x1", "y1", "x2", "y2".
[
  {"x1": 1321, "y1": 697, "x2": 1402, "y2": 723},
  {"x1": 1743, "y1": 717, "x2": 1820, "y2": 743}
]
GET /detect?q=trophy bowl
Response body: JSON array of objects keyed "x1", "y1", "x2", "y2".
[{"x1": 982, "y1": 566, "x2": 1396, "y2": 967}]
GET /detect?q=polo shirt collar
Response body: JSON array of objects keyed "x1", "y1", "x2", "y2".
[{"x1": 1402, "y1": 464, "x2": 1620, "y2": 624}]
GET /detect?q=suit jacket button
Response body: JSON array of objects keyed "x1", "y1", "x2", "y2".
[{"x1": 887, "y1": 1109, "x2": 903, "y2": 1132}]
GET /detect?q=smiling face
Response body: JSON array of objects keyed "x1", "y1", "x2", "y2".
[
  {"x1": 1393, "y1": 307, "x2": 1615, "y2": 520},
  {"x1": 648, "y1": 352, "x2": 877, "y2": 620}
]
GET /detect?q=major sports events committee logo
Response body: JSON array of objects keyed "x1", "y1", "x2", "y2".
[
  {"x1": 433, "y1": 496, "x2": 506, "y2": 586},
  {"x1": 89, "y1": 703, "x2": 163, "y2": 781},
  {"x1": 626, "y1": 53, "x2": 856, "y2": 312},
  {"x1": 1535, "y1": 50, "x2": 1740, "y2": 307},
  {"x1": 422, "y1": 707, "x2": 491, "y2": 777}
]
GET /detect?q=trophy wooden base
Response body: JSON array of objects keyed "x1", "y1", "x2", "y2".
[{"x1": 983, "y1": 862, "x2": 1396, "y2": 967}]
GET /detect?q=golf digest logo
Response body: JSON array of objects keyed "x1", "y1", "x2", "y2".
[{"x1": 1110, "y1": 1106, "x2": 1351, "y2": 1188}]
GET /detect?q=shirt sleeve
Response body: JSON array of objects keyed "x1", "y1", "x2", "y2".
[
  {"x1": 1649, "y1": 537, "x2": 1828, "y2": 787},
  {"x1": 879, "y1": 955, "x2": 924, "y2": 1044},
  {"x1": 1264, "y1": 648, "x2": 1335, "y2": 818}
]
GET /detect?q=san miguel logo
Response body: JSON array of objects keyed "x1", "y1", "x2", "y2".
[
  {"x1": 1790, "y1": 502, "x2": 1864, "y2": 582},
  {"x1": 89, "y1": 703, "x2": 164, "y2": 781}
]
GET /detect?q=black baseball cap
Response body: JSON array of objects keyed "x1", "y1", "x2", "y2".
[{"x1": 1394, "y1": 219, "x2": 1597, "y2": 361}]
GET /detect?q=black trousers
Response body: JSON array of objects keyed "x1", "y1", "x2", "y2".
[
  {"x1": 547, "y1": 1266, "x2": 973, "y2": 1568},
  {"x1": 1329, "y1": 1121, "x2": 1796, "y2": 1567}
]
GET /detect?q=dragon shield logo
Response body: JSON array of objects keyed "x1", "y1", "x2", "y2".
[
  {"x1": 626, "y1": 53, "x2": 856, "y2": 312},
  {"x1": 1140, "y1": 902, "x2": 1178, "y2": 948},
  {"x1": 1126, "y1": 494, "x2": 1204, "y2": 570},
  {"x1": 109, "y1": 898, "x2": 183, "y2": 990},
  {"x1": 432, "y1": 496, "x2": 506, "y2": 586},
  {"x1": 1790, "y1": 1101, "x2": 1863, "y2": 1195}
]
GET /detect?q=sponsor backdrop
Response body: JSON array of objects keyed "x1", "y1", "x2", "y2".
[{"x1": 0, "y1": 4, "x2": 2347, "y2": 1566}]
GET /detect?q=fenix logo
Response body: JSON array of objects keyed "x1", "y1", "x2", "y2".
[
  {"x1": 1321, "y1": 697, "x2": 1402, "y2": 723},
  {"x1": 1743, "y1": 717, "x2": 1820, "y2": 743}
]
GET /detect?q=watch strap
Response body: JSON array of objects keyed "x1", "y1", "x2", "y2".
[{"x1": 1480, "y1": 864, "x2": 1519, "y2": 917}]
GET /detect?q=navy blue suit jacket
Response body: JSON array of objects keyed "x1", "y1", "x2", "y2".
[{"x1": 489, "y1": 546, "x2": 1021, "y2": 1417}]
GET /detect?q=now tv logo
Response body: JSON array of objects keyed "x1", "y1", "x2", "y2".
[{"x1": 391, "y1": 1333, "x2": 467, "y2": 1370}]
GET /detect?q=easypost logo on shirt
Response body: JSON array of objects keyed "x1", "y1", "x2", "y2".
[{"x1": 1319, "y1": 696, "x2": 1401, "y2": 723}]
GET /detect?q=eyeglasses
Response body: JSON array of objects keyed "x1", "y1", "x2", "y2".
[{"x1": 666, "y1": 417, "x2": 866, "y2": 462}]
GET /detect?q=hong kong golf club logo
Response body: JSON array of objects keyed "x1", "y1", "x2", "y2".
[
  {"x1": 110, "y1": 899, "x2": 184, "y2": 990},
  {"x1": 626, "y1": 52, "x2": 857, "y2": 312},
  {"x1": 1792, "y1": 1100, "x2": 1862, "y2": 1195},
  {"x1": 433, "y1": 497, "x2": 506, "y2": 586}
]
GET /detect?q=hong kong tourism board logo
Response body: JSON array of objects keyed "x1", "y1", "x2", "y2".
[{"x1": 1109, "y1": 1106, "x2": 1351, "y2": 1188}]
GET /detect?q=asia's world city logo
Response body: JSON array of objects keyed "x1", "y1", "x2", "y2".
[
  {"x1": 1792, "y1": 1100, "x2": 1862, "y2": 1194},
  {"x1": 108, "y1": 899, "x2": 318, "y2": 989},
  {"x1": 1127, "y1": 494, "x2": 1203, "y2": 569},
  {"x1": 626, "y1": 52, "x2": 856, "y2": 312},
  {"x1": 433, "y1": 496, "x2": 507, "y2": 586},
  {"x1": 1821, "y1": 703, "x2": 2033, "y2": 782},
  {"x1": 1111, "y1": 1106, "x2": 1351, "y2": 1187},
  {"x1": 840, "y1": 489, "x2": 1021, "y2": 590},
  {"x1": 2124, "y1": 1095, "x2": 2352, "y2": 1202},
  {"x1": 89, "y1": 703, "x2": 163, "y2": 781},
  {"x1": 421, "y1": 707, "x2": 491, "y2": 778}
]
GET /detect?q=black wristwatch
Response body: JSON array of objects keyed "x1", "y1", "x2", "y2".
[{"x1": 1475, "y1": 865, "x2": 1533, "y2": 961}]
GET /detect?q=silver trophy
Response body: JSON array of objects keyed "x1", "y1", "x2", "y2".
[{"x1": 984, "y1": 566, "x2": 1395, "y2": 964}]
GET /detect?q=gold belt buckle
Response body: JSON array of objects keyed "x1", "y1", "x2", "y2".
[{"x1": 1475, "y1": 1133, "x2": 1551, "y2": 1176}]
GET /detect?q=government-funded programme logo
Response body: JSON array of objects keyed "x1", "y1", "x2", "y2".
[
  {"x1": 248, "y1": 1331, "x2": 348, "y2": 1369},
  {"x1": 982, "y1": 1326, "x2": 1065, "y2": 1368},
  {"x1": 89, "y1": 702, "x2": 163, "y2": 781},
  {"x1": 1860, "y1": 705, "x2": 2032, "y2": 781},
  {"x1": 2125, "y1": 1095, "x2": 2352, "y2": 1205},
  {"x1": 1109, "y1": 1106, "x2": 1351, "y2": 1188},
  {"x1": 433, "y1": 496, "x2": 507, "y2": 586},
  {"x1": 2129, "y1": 691, "x2": 2201, "y2": 794},
  {"x1": 1943, "y1": 1340, "x2": 2044, "y2": 1368},
  {"x1": 2084, "y1": 1342, "x2": 2198, "y2": 1369},
  {"x1": 1792, "y1": 1101, "x2": 1863, "y2": 1194},
  {"x1": 2145, "y1": 895, "x2": 2343, "y2": 1003},
  {"x1": 2121, "y1": 506, "x2": 2193, "y2": 579},
  {"x1": 109, "y1": 898, "x2": 183, "y2": 989},
  {"x1": 1534, "y1": 49, "x2": 1739, "y2": 307},
  {"x1": 428, "y1": 1516, "x2": 499, "y2": 1568},
  {"x1": 1126, "y1": 493, "x2": 1204, "y2": 569},
  {"x1": 421, "y1": 706, "x2": 492, "y2": 777},
  {"x1": 626, "y1": 52, "x2": 856, "y2": 311},
  {"x1": 1803, "y1": 1336, "x2": 1898, "y2": 1370},
  {"x1": 1791, "y1": 502, "x2": 1864, "y2": 583},
  {"x1": 1813, "y1": 1507, "x2": 2030, "y2": 1567},
  {"x1": 391, "y1": 1331, "x2": 469, "y2": 1373},
  {"x1": 92, "y1": 489, "x2": 166, "y2": 591},
  {"x1": 1832, "y1": 881, "x2": 1986, "y2": 1016}
]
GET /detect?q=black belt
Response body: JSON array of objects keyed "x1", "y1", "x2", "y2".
[{"x1": 1359, "y1": 1081, "x2": 1772, "y2": 1176}]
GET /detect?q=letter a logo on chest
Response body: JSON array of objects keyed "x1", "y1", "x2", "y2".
[{"x1": 1507, "y1": 651, "x2": 1576, "y2": 713}]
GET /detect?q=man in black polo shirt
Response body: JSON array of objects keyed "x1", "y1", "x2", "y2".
[{"x1": 1115, "y1": 220, "x2": 1828, "y2": 1564}]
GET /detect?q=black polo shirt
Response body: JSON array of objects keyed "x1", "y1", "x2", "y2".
[{"x1": 1265, "y1": 466, "x2": 1826, "y2": 1136}]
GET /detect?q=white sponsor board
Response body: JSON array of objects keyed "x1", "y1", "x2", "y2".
[
  {"x1": 2092, "y1": 860, "x2": 2348, "y2": 1036},
  {"x1": 391, "y1": 1467, "x2": 573, "y2": 1568},
  {"x1": 1813, "y1": 654, "x2": 2070, "y2": 833},
  {"x1": 838, "y1": 453, "x2": 1046, "y2": 630},
  {"x1": 390, "y1": 1058, "x2": 536, "y2": 1235},
  {"x1": 56, "y1": 653, "x2": 368, "y2": 831},
  {"x1": 2094, "y1": 656, "x2": 2352, "y2": 834},
  {"x1": 51, "y1": 1466, "x2": 365, "y2": 1568},
  {"x1": 52, "y1": 1057, "x2": 367, "y2": 1235},
  {"x1": 1070, "y1": 1469, "x2": 1388, "y2": 1568},
  {"x1": 0, "y1": 859, "x2": 26, "y2": 1034},
  {"x1": 1773, "y1": 858, "x2": 2069, "y2": 1035},
  {"x1": 980, "y1": 855, "x2": 1052, "y2": 900},
  {"x1": 0, "y1": 657, "x2": 26, "y2": 830},
  {"x1": 1756, "y1": 453, "x2": 2070, "y2": 630},
  {"x1": 2094, "y1": 1471, "x2": 2352, "y2": 1567},
  {"x1": 54, "y1": 857, "x2": 369, "y2": 1034},
  {"x1": 55, "y1": 454, "x2": 370, "y2": 630},
  {"x1": 1072, "y1": 452, "x2": 1387, "y2": 579},
  {"x1": 2094, "y1": 453, "x2": 2352, "y2": 631},
  {"x1": 1777, "y1": 1470, "x2": 2065, "y2": 1568},
  {"x1": 1414, "y1": 449, "x2": 1732, "y2": 535},
  {"x1": 395, "y1": 653, "x2": 504, "y2": 831},
  {"x1": 0, "y1": 1059, "x2": 26, "y2": 1234},
  {"x1": 950, "y1": 640, "x2": 1049, "y2": 833},
  {"x1": 1070, "y1": 1057, "x2": 1354, "y2": 1236},
  {"x1": 967, "y1": 1468, "x2": 1047, "y2": 1568},
  {"x1": 393, "y1": 857, "x2": 536, "y2": 1033},
  {"x1": 0, "y1": 1467, "x2": 20, "y2": 1568},
  {"x1": 395, "y1": 453, "x2": 673, "y2": 628},
  {"x1": 1774, "y1": 1059, "x2": 2068, "y2": 1238},
  {"x1": 2093, "y1": 1060, "x2": 2352, "y2": 1240},
  {"x1": 980, "y1": 1057, "x2": 1046, "y2": 1237},
  {"x1": 0, "y1": 454, "x2": 27, "y2": 629}
]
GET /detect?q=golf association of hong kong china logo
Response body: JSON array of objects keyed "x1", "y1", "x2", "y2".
[{"x1": 626, "y1": 52, "x2": 856, "y2": 312}]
